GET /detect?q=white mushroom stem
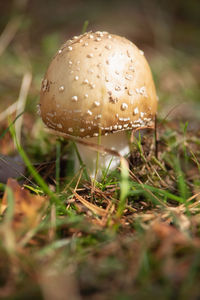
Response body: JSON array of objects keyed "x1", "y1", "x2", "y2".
[{"x1": 74, "y1": 131, "x2": 130, "y2": 181}]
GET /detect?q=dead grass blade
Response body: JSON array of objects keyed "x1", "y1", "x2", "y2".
[
  {"x1": 0, "y1": 102, "x2": 19, "y2": 123},
  {"x1": 0, "y1": 16, "x2": 22, "y2": 57},
  {"x1": 15, "y1": 72, "x2": 32, "y2": 146},
  {"x1": 128, "y1": 168, "x2": 168, "y2": 208},
  {"x1": 73, "y1": 191, "x2": 107, "y2": 217}
]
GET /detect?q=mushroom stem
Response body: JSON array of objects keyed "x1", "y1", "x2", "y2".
[{"x1": 74, "y1": 131, "x2": 130, "y2": 181}]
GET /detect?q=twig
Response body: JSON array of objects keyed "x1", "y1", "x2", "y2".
[
  {"x1": 15, "y1": 72, "x2": 32, "y2": 146},
  {"x1": 0, "y1": 17, "x2": 22, "y2": 57}
]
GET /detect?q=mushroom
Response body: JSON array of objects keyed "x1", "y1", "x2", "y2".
[{"x1": 40, "y1": 31, "x2": 157, "y2": 180}]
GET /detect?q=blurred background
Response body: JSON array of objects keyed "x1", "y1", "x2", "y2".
[{"x1": 0, "y1": 0, "x2": 200, "y2": 129}]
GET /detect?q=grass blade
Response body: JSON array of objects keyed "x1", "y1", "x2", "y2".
[
  {"x1": 117, "y1": 158, "x2": 130, "y2": 217},
  {"x1": 82, "y1": 20, "x2": 89, "y2": 34},
  {"x1": 56, "y1": 140, "x2": 61, "y2": 193}
]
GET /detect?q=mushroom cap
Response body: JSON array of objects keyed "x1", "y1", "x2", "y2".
[{"x1": 40, "y1": 31, "x2": 158, "y2": 138}]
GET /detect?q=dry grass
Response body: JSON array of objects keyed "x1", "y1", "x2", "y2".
[{"x1": 0, "y1": 1, "x2": 200, "y2": 299}]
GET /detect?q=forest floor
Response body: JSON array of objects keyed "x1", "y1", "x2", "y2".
[{"x1": 0, "y1": 3, "x2": 200, "y2": 299}]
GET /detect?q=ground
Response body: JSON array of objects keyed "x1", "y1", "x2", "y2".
[{"x1": 0, "y1": 1, "x2": 200, "y2": 299}]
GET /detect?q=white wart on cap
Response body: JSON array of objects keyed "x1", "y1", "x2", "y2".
[{"x1": 40, "y1": 31, "x2": 157, "y2": 138}]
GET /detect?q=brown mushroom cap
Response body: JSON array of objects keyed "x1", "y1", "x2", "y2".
[{"x1": 40, "y1": 31, "x2": 157, "y2": 138}]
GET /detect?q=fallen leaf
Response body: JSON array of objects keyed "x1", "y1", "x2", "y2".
[{"x1": 1, "y1": 178, "x2": 47, "y2": 233}]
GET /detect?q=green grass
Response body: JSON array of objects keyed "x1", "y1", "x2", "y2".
[
  {"x1": 0, "y1": 4, "x2": 200, "y2": 299},
  {"x1": 1, "y1": 115, "x2": 199, "y2": 299}
]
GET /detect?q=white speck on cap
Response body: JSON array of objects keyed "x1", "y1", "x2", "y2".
[
  {"x1": 128, "y1": 89, "x2": 133, "y2": 96},
  {"x1": 74, "y1": 76, "x2": 79, "y2": 81},
  {"x1": 121, "y1": 103, "x2": 128, "y2": 111},
  {"x1": 59, "y1": 86, "x2": 65, "y2": 92},
  {"x1": 36, "y1": 104, "x2": 41, "y2": 116},
  {"x1": 115, "y1": 85, "x2": 121, "y2": 91},
  {"x1": 134, "y1": 107, "x2": 139, "y2": 114},
  {"x1": 83, "y1": 79, "x2": 89, "y2": 84},
  {"x1": 129, "y1": 66, "x2": 134, "y2": 71},
  {"x1": 89, "y1": 83, "x2": 95, "y2": 89},
  {"x1": 88, "y1": 69, "x2": 94, "y2": 74},
  {"x1": 72, "y1": 96, "x2": 78, "y2": 102},
  {"x1": 140, "y1": 112, "x2": 145, "y2": 117},
  {"x1": 87, "y1": 53, "x2": 94, "y2": 58},
  {"x1": 42, "y1": 78, "x2": 48, "y2": 92},
  {"x1": 84, "y1": 94, "x2": 88, "y2": 98},
  {"x1": 135, "y1": 88, "x2": 140, "y2": 94},
  {"x1": 94, "y1": 101, "x2": 100, "y2": 107},
  {"x1": 125, "y1": 74, "x2": 133, "y2": 80},
  {"x1": 68, "y1": 46, "x2": 73, "y2": 51},
  {"x1": 96, "y1": 31, "x2": 104, "y2": 37},
  {"x1": 87, "y1": 110, "x2": 92, "y2": 116}
]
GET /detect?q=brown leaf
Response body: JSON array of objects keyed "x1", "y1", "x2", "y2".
[{"x1": 1, "y1": 178, "x2": 47, "y2": 232}]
